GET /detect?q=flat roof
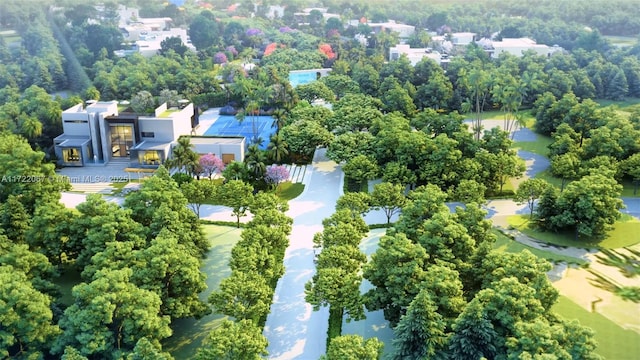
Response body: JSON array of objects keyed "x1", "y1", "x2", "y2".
[
  {"x1": 187, "y1": 136, "x2": 245, "y2": 145},
  {"x1": 55, "y1": 135, "x2": 91, "y2": 147},
  {"x1": 131, "y1": 141, "x2": 172, "y2": 151},
  {"x1": 158, "y1": 108, "x2": 182, "y2": 118}
]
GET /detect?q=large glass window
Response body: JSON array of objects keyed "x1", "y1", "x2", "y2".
[
  {"x1": 63, "y1": 148, "x2": 81, "y2": 163},
  {"x1": 110, "y1": 125, "x2": 134, "y2": 157},
  {"x1": 138, "y1": 150, "x2": 161, "y2": 165}
]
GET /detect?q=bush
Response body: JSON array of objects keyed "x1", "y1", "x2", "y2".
[
  {"x1": 172, "y1": 173, "x2": 193, "y2": 185},
  {"x1": 190, "y1": 91, "x2": 228, "y2": 107}
]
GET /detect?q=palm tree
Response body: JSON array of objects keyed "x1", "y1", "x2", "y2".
[
  {"x1": 271, "y1": 108, "x2": 288, "y2": 133},
  {"x1": 19, "y1": 114, "x2": 43, "y2": 140},
  {"x1": 244, "y1": 144, "x2": 266, "y2": 179},
  {"x1": 166, "y1": 137, "x2": 199, "y2": 175},
  {"x1": 267, "y1": 133, "x2": 288, "y2": 164}
]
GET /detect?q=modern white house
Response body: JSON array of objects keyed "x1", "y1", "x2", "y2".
[
  {"x1": 486, "y1": 38, "x2": 563, "y2": 58},
  {"x1": 432, "y1": 32, "x2": 476, "y2": 46},
  {"x1": 116, "y1": 27, "x2": 195, "y2": 57},
  {"x1": 54, "y1": 101, "x2": 245, "y2": 168},
  {"x1": 389, "y1": 44, "x2": 443, "y2": 66},
  {"x1": 368, "y1": 21, "x2": 416, "y2": 40}
]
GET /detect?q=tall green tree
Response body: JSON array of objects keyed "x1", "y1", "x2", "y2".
[
  {"x1": 514, "y1": 179, "x2": 552, "y2": 218},
  {"x1": 209, "y1": 270, "x2": 273, "y2": 323},
  {"x1": 126, "y1": 337, "x2": 174, "y2": 360},
  {"x1": 390, "y1": 290, "x2": 447, "y2": 360},
  {"x1": 26, "y1": 198, "x2": 76, "y2": 266},
  {"x1": 550, "y1": 152, "x2": 581, "y2": 191},
  {"x1": 131, "y1": 231, "x2": 209, "y2": 319},
  {"x1": 188, "y1": 11, "x2": 220, "y2": 50},
  {"x1": 551, "y1": 173, "x2": 623, "y2": 239},
  {"x1": 0, "y1": 265, "x2": 61, "y2": 359},
  {"x1": 342, "y1": 155, "x2": 379, "y2": 185},
  {"x1": 305, "y1": 244, "x2": 367, "y2": 322},
  {"x1": 267, "y1": 133, "x2": 289, "y2": 164},
  {"x1": 327, "y1": 131, "x2": 375, "y2": 164},
  {"x1": 0, "y1": 194, "x2": 30, "y2": 243},
  {"x1": 363, "y1": 233, "x2": 430, "y2": 326},
  {"x1": 69, "y1": 194, "x2": 146, "y2": 271},
  {"x1": 459, "y1": 64, "x2": 493, "y2": 140},
  {"x1": 335, "y1": 192, "x2": 371, "y2": 217},
  {"x1": 194, "y1": 319, "x2": 268, "y2": 360},
  {"x1": 124, "y1": 167, "x2": 207, "y2": 255},
  {"x1": 0, "y1": 133, "x2": 68, "y2": 213},
  {"x1": 180, "y1": 179, "x2": 218, "y2": 218},
  {"x1": 280, "y1": 119, "x2": 333, "y2": 160},
  {"x1": 370, "y1": 182, "x2": 406, "y2": 224},
  {"x1": 54, "y1": 269, "x2": 172, "y2": 359},
  {"x1": 218, "y1": 179, "x2": 254, "y2": 227},
  {"x1": 321, "y1": 334, "x2": 383, "y2": 360},
  {"x1": 394, "y1": 184, "x2": 449, "y2": 240}
]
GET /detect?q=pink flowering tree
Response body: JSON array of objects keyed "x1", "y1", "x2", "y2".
[
  {"x1": 199, "y1": 153, "x2": 225, "y2": 179},
  {"x1": 265, "y1": 165, "x2": 290, "y2": 192},
  {"x1": 225, "y1": 45, "x2": 238, "y2": 58},
  {"x1": 214, "y1": 52, "x2": 228, "y2": 64}
]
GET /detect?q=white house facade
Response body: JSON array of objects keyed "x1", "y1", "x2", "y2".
[
  {"x1": 487, "y1": 38, "x2": 563, "y2": 58},
  {"x1": 389, "y1": 44, "x2": 442, "y2": 66},
  {"x1": 55, "y1": 101, "x2": 245, "y2": 169}
]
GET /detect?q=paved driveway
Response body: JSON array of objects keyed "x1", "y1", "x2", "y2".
[{"x1": 263, "y1": 148, "x2": 342, "y2": 360}]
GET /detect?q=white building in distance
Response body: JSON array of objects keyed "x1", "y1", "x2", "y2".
[
  {"x1": 486, "y1": 38, "x2": 563, "y2": 58},
  {"x1": 389, "y1": 44, "x2": 442, "y2": 66},
  {"x1": 368, "y1": 21, "x2": 416, "y2": 40}
]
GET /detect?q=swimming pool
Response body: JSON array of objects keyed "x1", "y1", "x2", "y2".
[
  {"x1": 289, "y1": 69, "x2": 332, "y2": 87},
  {"x1": 289, "y1": 70, "x2": 321, "y2": 87},
  {"x1": 203, "y1": 115, "x2": 275, "y2": 150}
]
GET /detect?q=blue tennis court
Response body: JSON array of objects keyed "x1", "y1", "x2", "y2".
[{"x1": 203, "y1": 115, "x2": 275, "y2": 150}]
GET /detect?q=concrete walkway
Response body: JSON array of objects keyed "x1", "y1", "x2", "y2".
[{"x1": 262, "y1": 148, "x2": 341, "y2": 360}]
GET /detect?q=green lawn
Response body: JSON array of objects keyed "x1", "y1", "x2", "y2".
[
  {"x1": 553, "y1": 296, "x2": 640, "y2": 360},
  {"x1": 603, "y1": 35, "x2": 639, "y2": 48},
  {"x1": 507, "y1": 214, "x2": 640, "y2": 249},
  {"x1": 595, "y1": 97, "x2": 640, "y2": 109},
  {"x1": 492, "y1": 229, "x2": 587, "y2": 265},
  {"x1": 512, "y1": 134, "x2": 553, "y2": 157},
  {"x1": 163, "y1": 225, "x2": 241, "y2": 359},
  {"x1": 277, "y1": 181, "x2": 305, "y2": 200}
]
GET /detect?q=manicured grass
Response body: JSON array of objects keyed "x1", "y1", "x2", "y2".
[
  {"x1": 603, "y1": 35, "x2": 639, "y2": 48},
  {"x1": 277, "y1": 181, "x2": 304, "y2": 200},
  {"x1": 595, "y1": 97, "x2": 640, "y2": 109},
  {"x1": 163, "y1": 224, "x2": 241, "y2": 359},
  {"x1": 486, "y1": 181, "x2": 515, "y2": 199},
  {"x1": 492, "y1": 228, "x2": 587, "y2": 265},
  {"x1": 464, "y1": 109, "x2": 535, "y2": 123},
  {"x1": 532, "y1": 169, "x2": 564, "y2": 189},
  {"x1": 507, "y1": 214, "x2": 640, "y2": 249},
  {"x1": 553, "y1": 296, "x2": 640, "y2": 360},
  {"x1": 512, "y1": 134, "x2": 553, "y2": 157},
  {"x1": 110, "y1": 179, "x2": 141, "y2": 195}
]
